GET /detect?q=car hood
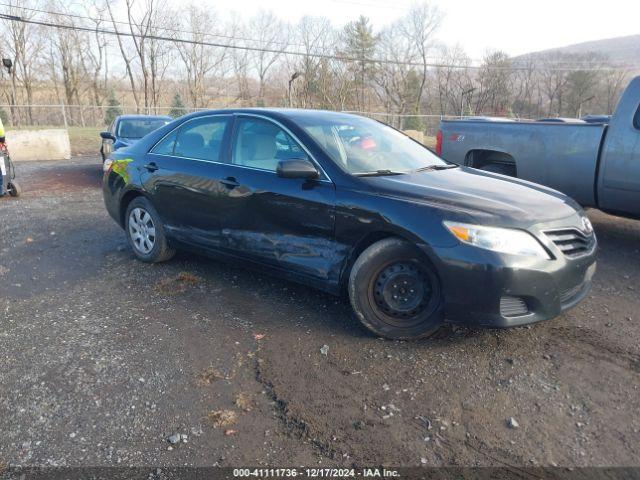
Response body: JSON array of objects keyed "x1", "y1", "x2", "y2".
[{"x1": 360, "y1": 166, "x2": 581, "y2": 227}]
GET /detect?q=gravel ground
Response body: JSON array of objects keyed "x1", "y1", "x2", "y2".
[{"x1": 0, "y1": 157, "x2": 639, "y2": 469}]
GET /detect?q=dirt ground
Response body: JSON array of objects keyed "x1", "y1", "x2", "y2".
[{"x1": 0, "y1": 157, "x2": 638, "y2": 469}]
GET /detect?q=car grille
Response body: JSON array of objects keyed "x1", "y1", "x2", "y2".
[
  {"x1": 544, "y1": 228, "x2": 595, "y2": 258},
  {"x1": 500, "y1": 296, "x2": 529, "y2": 317}
]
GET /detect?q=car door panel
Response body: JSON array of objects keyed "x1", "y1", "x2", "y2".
[
  {"x1": 140, "y1": 115, "x2": 233, "y2": 248},
  {"x1": 220, "y1": 116, "x2": 340, "y2": 287},
  {"x1": 598, "y1": 102, "x2": 640, "y2": 215},
  {"x1": 220, "y1": 167, "x2": 340, "y2": 281}
]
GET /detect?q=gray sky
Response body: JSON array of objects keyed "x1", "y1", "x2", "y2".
[{"x1": 209, "y1": 0, "x2": 640, "y2": 59}]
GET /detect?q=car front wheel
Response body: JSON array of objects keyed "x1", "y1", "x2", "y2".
[
  {"x1": 124, "y1": 196, "x2": 175, "y2": 263},
  {"x1": 348, "y1": 238, "x2": 443, "y2": 340}
]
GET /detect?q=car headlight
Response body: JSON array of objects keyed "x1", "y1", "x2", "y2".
[{"x1": 443, "y1": 221, "x2": 550, "y2": 259}]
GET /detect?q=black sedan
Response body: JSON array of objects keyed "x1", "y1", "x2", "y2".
[{"x1": 102, "y1": 109, "x2": 597, "y2": 339}]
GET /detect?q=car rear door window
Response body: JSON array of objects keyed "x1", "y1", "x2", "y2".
[
  {"x1": 173, "y1": 116, "x2": 230, "y2": 162},
  {"x1": 151, "y1": 130, "x2": 178, "y2": 155},
  {"x1": 232, "y1": 117, "x2": 308, "y2": 172}
]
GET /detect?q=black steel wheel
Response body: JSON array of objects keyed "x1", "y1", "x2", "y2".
[
  {"x1": 371, "y1": 261, "x2": 434, "y2": 325},
  {"x1": 349, "y1": 238, "x2": 443, "y2": 339}
]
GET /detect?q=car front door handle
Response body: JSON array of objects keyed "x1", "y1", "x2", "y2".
[
  {"x1": 144, "y1": 162, "x2": 159, "y2": 172},
  {"x1": 221, "y1": 177, "x2": 239, "y2": 189}
]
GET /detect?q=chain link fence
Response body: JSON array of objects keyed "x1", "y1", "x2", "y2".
[
  {"x1": 0, "y1": 104, "x2": 205, "y2": 129},
  {"x1": 0, "y1": 104, "x2": 472, "y2": 131},
  {"x1": 1, "y1": 104, "x2": 520, "y2": 153}
]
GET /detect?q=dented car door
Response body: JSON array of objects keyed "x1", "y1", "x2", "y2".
[{"x1": 219, "y1": 114, "x2": 340, "y2": 289}]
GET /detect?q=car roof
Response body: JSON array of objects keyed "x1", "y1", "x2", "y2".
[
  {"x1": 181, "y1": 108, "x2": 368, "y2": 123},
  {"x1": 117, "y1": 114, "x2": 172, "y2": 121}
]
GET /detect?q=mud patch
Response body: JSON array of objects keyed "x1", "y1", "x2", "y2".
[{"x1": 155, "y1": 272, "x2": 202, "y2": 295}]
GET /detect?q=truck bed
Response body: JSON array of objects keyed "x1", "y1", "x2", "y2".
[{"x1": 440, "y1": 120, "x2": 607, "y2": 207}]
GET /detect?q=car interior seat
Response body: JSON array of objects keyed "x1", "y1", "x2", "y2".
[
  {"x1": 176, "y1": 132, "x2": 206, "y2": 158},
  {"x1": 237, "y1": 132, "x2": 279, "y2": 171}
]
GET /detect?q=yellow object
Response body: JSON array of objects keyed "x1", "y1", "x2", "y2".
[
  {"x1": 0, "y1": 117, "x2": 5, "y2": 139},
  {"x1": 447, "y1": 225, "x2": 470, "y2": 242}
]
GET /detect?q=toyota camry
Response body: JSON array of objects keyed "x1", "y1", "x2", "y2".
[{"x1": 102, "y1": 109, "x2": 597, "y2": 339}]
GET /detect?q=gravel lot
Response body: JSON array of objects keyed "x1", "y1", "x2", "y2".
[{"x1": 1, "y1": 157, "x2": 639, "y2": 469}]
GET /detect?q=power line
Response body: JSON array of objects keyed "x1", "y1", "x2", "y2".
[
  {"x1": 0, "y1": 2, "x2": 306, "y2": 50},
  {"x1": 0, "y1": 10, "x2": 634, "y2": 72},
  {"x1": 0, "y1": 3, "x2": 634, "y2": 70}
]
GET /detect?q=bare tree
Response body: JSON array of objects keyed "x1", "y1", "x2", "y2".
[
  {"x1": 249, "y1": 11, "x2": 287, "y2": 106},
  {"x1": 229, "y1": 13, "x2": 251, "y2": 105},
  {"x1": 176, "y1": 5, "x2": 228, "y2": 109},
  {"x1": 433, "y1": 44, "x2": 473, "y2": 116},
  {"x1": 293, "y1": 16, "x2": 333, "y2": 108},
  {"x1": 106, "y1": 0, "x2": 140, "y2": 111},
  {"x1": 2, "y1": 0, "x2": 44, "y2": 125},
  {"x1": 398, "y1": 2, "x2": 442, "y2": 114},
  {"x1": 539, "y1": 52, "x2": 571, "y2": 116},
  {"x1": 473, "y1": 51, "x2": 512, "y2": 115},
  {"x1": 81, "y1": 1, "x2": 110, "y2": 109}
]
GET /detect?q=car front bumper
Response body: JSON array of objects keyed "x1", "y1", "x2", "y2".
[{"x1": 427, "y1": 239, "x2": 597, "y2": 329}]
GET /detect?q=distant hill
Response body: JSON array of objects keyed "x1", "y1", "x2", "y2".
[{"x1": 520, "y1": 35, "x2": 640, "y2": 65}]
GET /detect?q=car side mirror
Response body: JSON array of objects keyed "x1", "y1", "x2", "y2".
[
  {"x1": 100, "y1": 131, "x2": 115, "y2": 140},
  {"x1": 276, "y1": 159, "x2": 319, "y2": 179}
]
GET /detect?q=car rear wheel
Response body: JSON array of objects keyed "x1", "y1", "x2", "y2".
[
  {"x1": 125, "y1": 197, "x2": 175, "y2": 263},
  {"x1": 348, "y1": 238, "x2": 443, "y2": 340}
]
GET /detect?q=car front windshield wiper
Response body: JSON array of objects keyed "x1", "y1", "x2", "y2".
[
  {"x1": 414, "y1": 164, "x2": 459, "y2": 172},
  {"x1": 353, "y1": 169, "x2": 406, "y2": 177}
]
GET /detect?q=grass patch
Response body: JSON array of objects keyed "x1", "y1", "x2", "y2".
[
  {"x1": 197, "y1": 366, "x2": 225, "y2": 385},
  {"x1": 234, "y1": 392, "x2": 254, "y2": 412},
  {"x1": 207, "y1": 409, "x2": 237, "y2": 428},
  {"x1": 67, "y1": 127, "x2": 102, "y2": 156},
  {"x1": 423, "y1": 136, "x2": 436, "y2": 149},
  {"x1": 8, "y1": 125, "x2": 102, "y2": 156}
]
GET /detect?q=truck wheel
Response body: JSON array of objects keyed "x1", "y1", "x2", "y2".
[
  {"x1": 7, "y1": 181, "x2": 21, "y2": 197},
  {"x1": 348, "y1": 238, "x2": 443, "y2": 340},
  {"x1": 125, "y1": 197, "x2": 176, "y2": 263},
  {"x1": 480, "y1": 163, "x2": 516, "y2": 177}
]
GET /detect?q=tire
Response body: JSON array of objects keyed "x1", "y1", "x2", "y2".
[
  {"x1": 7, "y1": 181, "x2": 21, "y2": 197},
  {"x1": 348, "y1": 238, "x2": 443, "y2": 340},
  {"x1": 124, "y1": 196, "x2": 176, "y2": 263},
  {"x1": 479, "y1": 162, "x2": 516, "y2": 177}
]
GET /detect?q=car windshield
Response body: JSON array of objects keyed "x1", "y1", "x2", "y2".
[
  {"x1": 295, "y1": 114, "x2": 448, "y2": 175},
  {"x1": 117, "y1": 118, "x2": 169, "y2": 139}
]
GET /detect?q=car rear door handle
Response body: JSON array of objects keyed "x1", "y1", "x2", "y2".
[
  {"x1": 144, "y1": 162, "x2": 159, "y2": 172},
  {"x1": 221, "y1": 177, "x2": 239, "y2": 189}
]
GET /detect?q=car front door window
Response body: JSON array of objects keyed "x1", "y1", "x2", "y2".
[{"x1": 232, "y1": 118, "x2": 309, "y2": 172}]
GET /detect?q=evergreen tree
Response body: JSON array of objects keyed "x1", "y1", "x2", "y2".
[
  {"x1": 0, "y1": 107, "x2": 8, "y2": 126},
  {"x1": 403, "y1": 71, "x2": 425, "y2": 131},
  {"x1": 169, "y1": 93, "x2": 187, "y2": 118},
  {"x1": 342, "y1": 16, "x2": 378, "y2": 110},
  {"x1": 105, "y1": 90, "x2": 123, "y2": 126},
  {"x1": 403, "y1": 110, "x2": 425, "y2": 132}
]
